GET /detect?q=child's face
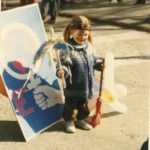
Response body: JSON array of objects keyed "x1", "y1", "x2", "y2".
[{"x1": 71, "y1": 29, "x2": 89, "y2": 45}]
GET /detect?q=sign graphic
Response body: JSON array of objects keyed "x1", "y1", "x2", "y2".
[{"x1": 0, "y1": 4, "x2": 64, "y2": 141}]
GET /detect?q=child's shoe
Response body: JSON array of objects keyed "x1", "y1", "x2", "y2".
[
  {"x1": 65, "y1": 121, "x2": 76, "y2": 133},
  {"x1": 75, "y1": 120, "x2": 93, "y2": 130}
]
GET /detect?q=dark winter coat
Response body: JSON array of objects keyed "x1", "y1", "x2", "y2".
[{"x1": 57, "y1": 39, "x2": 102, "y2": 102}]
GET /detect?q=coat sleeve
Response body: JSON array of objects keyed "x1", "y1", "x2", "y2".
[{"x1": 56, "y1": 50, "x2": 72, "y2": 78}]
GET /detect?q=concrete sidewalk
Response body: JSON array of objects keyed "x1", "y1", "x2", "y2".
[{"x1": 59, "y1": 0, "x2": 150, "y2": 33}]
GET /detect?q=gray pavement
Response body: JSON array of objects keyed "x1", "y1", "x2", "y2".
[
  {"x1": 0, "y1": 60, "x2": 149, "y2": 150},
  {"x1": 0, "y1": 1, "x2": 150, "y2": 150},
  {"x1": 2, "y1": 0, "x2": 150, "y2": 32},
  {"x1": 59, "y1": 0, "x2": 150, "y2": 33}
]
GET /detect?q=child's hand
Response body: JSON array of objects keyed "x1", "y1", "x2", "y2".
[{"x1": 57, "y1": 70, "x2": 64, "y2": 79}]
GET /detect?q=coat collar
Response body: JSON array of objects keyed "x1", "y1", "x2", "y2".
[{"x1": 69, "y1": 38, "x2": 88, "y2": 51}]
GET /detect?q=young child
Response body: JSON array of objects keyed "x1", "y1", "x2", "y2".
[{"x1": 57, "y1": 15, "x2": 103, "y2": 133}]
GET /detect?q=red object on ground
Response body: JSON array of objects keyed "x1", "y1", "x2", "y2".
[
  {"x1": 0, "y1": 75, "x2": 8, "y2": 98},
  {"x1": 91, "y1": 97, "x2": 101, "y2": 127},
  {"x1": 91, "y1": 59, "x2": 105, "y2": 128}
]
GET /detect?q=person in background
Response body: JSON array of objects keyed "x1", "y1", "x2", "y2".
[
  {"x1": 140, "y1": 138, "x2": 148, "y2": 150},
  {"x1": 134, "y1": 0, "x2": 145, "y2": 4},
  {"x1": 20, "y1": 0, "x2": 37, "y2": 6},
  {"x1": 40, "y1": 0, "x2": 58, "y2": 24},
  {"x1": 56, "y1": 15, "x2": 103, "y2": 133}
]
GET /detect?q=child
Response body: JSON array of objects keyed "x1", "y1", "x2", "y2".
[{"x1": 56, "y1": 15, "x2": 103, "y2": 133}]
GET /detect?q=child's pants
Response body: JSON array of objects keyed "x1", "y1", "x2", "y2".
[{"x1": 63, "y1": 98, "x2": 90, "y2": 121}]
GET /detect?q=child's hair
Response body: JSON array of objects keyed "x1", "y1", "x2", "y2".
[{"x1": 63, "y1": 15, "x2": 93, "y2": 43}]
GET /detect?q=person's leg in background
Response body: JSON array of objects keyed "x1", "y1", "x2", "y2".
[
  {"x1": 134, "y1": 0, "x2": 145, "y2": 4},
  {"x1": 49, "y1": 0, "x2": 57, "y2": 24},
  {"x1": 28, "y1": 0, "x2": 37, "y2": 4},
  {"x1": 20, "y1": 0, "x2": 27, "y2": 6},
  {"x1": 40, "y1": 0, "x2": 49, "y2": 20}
]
